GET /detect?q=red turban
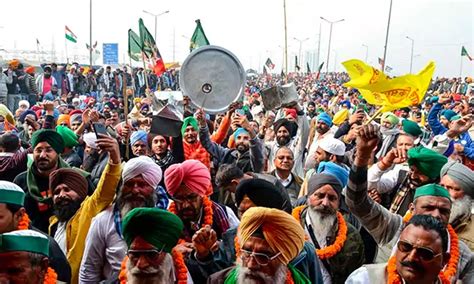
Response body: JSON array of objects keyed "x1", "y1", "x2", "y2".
[{"x1": 165, "y1": 160, "x2": 211, "y2": 197}]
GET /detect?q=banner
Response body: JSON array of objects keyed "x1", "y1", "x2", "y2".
[{"x1": 342, "y1": 59, "x2": 435, "y2": 112}]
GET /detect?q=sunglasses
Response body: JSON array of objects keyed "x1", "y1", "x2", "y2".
[
  {"x1": 240, "y1": 249, "x2": 281, "y2": 266},
  {"x1": 397, "y1": 240, "x2": 442, "y2": 261}
]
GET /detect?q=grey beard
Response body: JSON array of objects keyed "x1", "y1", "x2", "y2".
[
  {"x1": 307, "y1": 206, "x2": 337, "y2": 245},
  {"x1": 449, "y1": 195, "x2": 472, "y2": 225},
  {"x1": 236, "y1": 264, "x2": 287, "y2": 284},
  {"x1": 127, "y1": 253, "x2": 173, "y2": 284}
]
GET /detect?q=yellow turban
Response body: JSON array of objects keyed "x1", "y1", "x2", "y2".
[
  {"x1": 332, "y1": 109, "x2": 349, "y2": 126},
  {"x1": 239, "y1": 207, "x2": 305, "y2": 265}
]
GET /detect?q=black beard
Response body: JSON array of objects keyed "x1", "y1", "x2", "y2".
[
  {"x1": 277, "y1": 136, "x2": 290, "y2": 146},
  {"x1": 236, "y1": 144, "x2": 249, "y2": 153},
  {"x1": 54, "y1": 199, "x2": 82, "y2": 222}
]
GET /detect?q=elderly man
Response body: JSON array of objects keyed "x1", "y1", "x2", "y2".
[
  {"x1": 117, "y1": 207, "x2": 192, "y2": 283},
  {"x1": 270, "y1": 146, "x2": 303, "y2": 205},
  {"x1": 49, "y1": 135, "x2": 122, "y2": 284},
  {"x1": 165, "y1": 160, "x2": 238, "y2": 248},
  {"x1": 208, "y1": 207, "x2": 311, "y2": 283},
  {"x1": 293, "y1": 171, "x2": 365, "y2": 283},
  {"x1": 376, "y1": 112, "x2": 400, "y2": 159},
  {"x1": 0, "y1": 181, "x2": 71, "y2": 282},
  {"x1": 267, "y1": 104, "x2": 309, "y2": 178},
  {"x1": 347, "y1": 215, "x2": 450, "y2": 284},
  {"x1": 13, "y1": 129, "x2": 94, "y2": 233},
  {"x1": 346, "y1": 124, "x2": 474, "y2": 282},
  {"x1": 79, "y1": 156, "x2": 167, "y2": 283},
  {"x1": 306, "y1": 112, "x2": 335, "y2": 171},
  {"x1": 0, "y1": 230, "x2": 58, "y2": 283},
  {"x1": 130, "y1": 130, "x2": 148, "y2": 157},
  {"x1": 440, "y1": 160, "x2": 474, "y2": 250},
  {"x1": 187, "y1": 179, "x2": 322, "y2": 283}
]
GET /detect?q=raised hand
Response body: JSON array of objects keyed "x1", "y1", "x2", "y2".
[{"x1": 192, "y1": 225, "x2": 218, "y2": 260}]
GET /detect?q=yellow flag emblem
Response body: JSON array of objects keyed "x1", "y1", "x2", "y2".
[{"x1": 342, "y1": 59, "x2": 435, "y2": 112}]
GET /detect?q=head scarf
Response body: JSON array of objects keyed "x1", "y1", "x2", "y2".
[
  {"x1": 55, "y1": 126, "x2": 79, "y2": 148},
  {"x1": 317, "y1": 162, "x2": 349, "y2": 188},
  {"x1": 235, "y1": 179, "x2": 292, "y2": 214},
  {"x1": 57, "y1": 114, "x2": 70, "y2": 126},
  {"x1": 70, "y1": 112, "x2": 82, "y2": 124},
  {"x1": 165, "y1": 160, "x2": 211, "y2": 197},
  {"x1": 307, "y1": 173, "x2": 343, "y2": 198},
  {"x1": 18, "y1": 100, "x2": 30, "y2": 109},
  {"x1": 414, "y1": 184, "x2": 451, "y2": 202},
  {"x1": 30, "y1": 129, "x2": 64, "y2": 154},
  {"x1": 130, "y1": 130, "x2": 148, "y2": 146},
  {"x1": 440, "y1": 160, "x2": 474, "y2": 198},
  {"x1": 408, "y1": 146, "x2": 448, "y2": 180},
  {"x1": 381, "y1": 112, "x2": 400, "y2": 127},
  {"x1": 181, "y1": 116, "x2": 198, "y2": 136},
  {"x1": 123, "y1": 156, "x2": 163, "y2": 188},
  {"x1": 440, "y1": 109, "x2": 456, "y2": 121},
  {"x1": 239, "y1": 207, "x2": 305, "y2": 265},
  {"x1": 49, "y1": 168, "x2": 88, "y2": 199},
  {"x1": 273, "y1": 118, "x2": 298, "y2": 138},
  {"x1": 317, "y1": 112, "x2": 333, "y2": 127},
  {"x1": 83, "y1": 132, "x2": 98, "y2": 149},
  {"x1": 122, "y1": 208, "x2": 183, "y2": 253},
  {"x1": 233, "y1": 128, "x2": 249, "y2": 140}
]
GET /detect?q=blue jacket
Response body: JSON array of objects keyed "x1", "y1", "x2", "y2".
[{"x1": 427, "y1": 103, "x2": 447, "y2": 135}]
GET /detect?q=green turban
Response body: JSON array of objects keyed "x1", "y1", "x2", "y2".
[
  {"x1": 181, "y1": 116, "x2": 198, "y2": 136},
  {"x1": 402, "y1": 120, "x2": 422, "y2": 137},
  {"x1": 381, "y1": 112, "x2": 400, "y2": 127},
  {"x1": 414, "y1": 184, "x2": 451, "y2": 202},
  {"x1": 122, "y1": 208, "x2": 184, "y2": 253},
  {"x1": 0, "y1": 230, "x2": 49, "y2": 256},
  {"x1": 56, "y1": 126, "x2": 79, "y2": 148},
  {"x1": 30, "y1": 129, "x2": 64, "y2": 154},
  {"x1": 408, "y1": 146, "x2": 448, "y2": 180}
]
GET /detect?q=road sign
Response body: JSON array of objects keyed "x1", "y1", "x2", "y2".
[{"x1": 103, "y1": 43, "x2": 118, "y2": 65}]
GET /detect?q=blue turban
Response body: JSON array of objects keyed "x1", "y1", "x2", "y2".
[
  {"x1": 233, "y1": 128, "x2": 249, "y2": 140},
  {"x1": 130, "y1": 130, "x2": 148, "y2": 146},
  {"x1": 317, "y1": 112, "x2": 333, "y2": 127},
  {"x1": 19, "y1": 109, "x2": 37, "y2": 124},
  {"x1": 340, "y1": 100, "x2": 351, "y2": 109},
  {"x1": 317, "y1": 161, "x2": 349, "y2": 188},
  {"x1": 440, "y1": 109, "x2": 456, "y2": 121}
]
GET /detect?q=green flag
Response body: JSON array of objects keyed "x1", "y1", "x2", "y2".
[
  {"x1": 190, "y1": 19, "x2": 210, "y2": 52},
  {"x1": 461, "y1": 46, "x2": 473, "y2": 61},
  {"x1": 139, "y1": 18, "x2": 156, "y2": 59},
  {"x1": 128, "y1": 29, "x2": 142, "y2": 62}
]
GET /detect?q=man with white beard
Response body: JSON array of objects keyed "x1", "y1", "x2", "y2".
[
  {"x1": 440, "y1": 160, "x2": 474, "y2": 250},
  {"x1": 293, "y1": 171, "x2": 365, "y2": 283},
  {"x1": 208, "y1": 207, "x2": 310, "y2": 284},
  {"x1": 79, "y1": 156, "x2": 165, "y2": 283}
]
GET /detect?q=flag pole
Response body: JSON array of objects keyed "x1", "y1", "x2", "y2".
[
  {"x1": 365, "y1": 107, "x2": 383, "y2": 125},
  {"x1": 459, "y1": 49, "x2": 463, "y2": 77},
  {"x1": 64, "y1": 37, "x2": 69, "y2": 64},
  {"x1": 283, "y1": 0, "x2": 288, "y2": 75}
]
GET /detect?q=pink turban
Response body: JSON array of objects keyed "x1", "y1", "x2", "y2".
[{"x1": 165, "y1": 160, "x2": 211, "y2": 197}]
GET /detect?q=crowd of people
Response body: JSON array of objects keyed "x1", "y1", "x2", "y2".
[{"x1": 0, "y1": 57, "x2": 473, "y2": 284}]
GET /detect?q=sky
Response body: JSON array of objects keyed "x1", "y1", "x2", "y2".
[{"x1": 0, "y1": 0, "x2": 472, "y2": 77}]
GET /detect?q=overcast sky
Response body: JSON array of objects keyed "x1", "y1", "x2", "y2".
[{"x1": 0, "y1": 0, "x2": 472, "y2": 77}]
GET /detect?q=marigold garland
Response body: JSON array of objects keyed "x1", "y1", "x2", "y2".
[
  {"x1": 386, "y1": 254, "x2": 450, "y2": 284},
  {"x1": 43, "y1": 267, "x2": 58, "y2": 284},
  {"x1": 292, "y1": 205, "x2": 347, "y2": 260},
  {"x1": 118, "y1": 250, "x2": 188, "y2": 284},
  {"x1": 17, "y1": 212, "x2": 31, "y2": 230},
  {"x1": 169, "y1": 196, "x2": 213, "y2": 244},
  {"x1": 403, "y1": 212, "x2": 460, "y2": 281}
]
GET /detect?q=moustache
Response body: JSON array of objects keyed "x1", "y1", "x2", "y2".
[
  {"x1": 55, "y1": 197, "x2": 73, "y2": 206},
  {"x1": 37, "y1": 158, "x2": 50, "y2": 163},
  {"x1": 400, "y1": 261, "x2": 424, "y2": 272}
]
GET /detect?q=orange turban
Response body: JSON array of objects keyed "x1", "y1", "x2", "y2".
[
  {"x1": 57, "y1": 114, "x2": 71, "y2": 126},
  {"x1": 25, "y1": 66, "x2": 35, "y2": 74},
  {"x1": 238, "y1": 207, "x2": 305, "y2": 265},
  {"x1": 8, "y1": 59, "x2": 20, "y2": 69},
  {"x1": 164, "y1": 160, "x2": 211, "y2": 197}
]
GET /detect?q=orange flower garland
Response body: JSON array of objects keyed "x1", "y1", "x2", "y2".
[
  {"x1": 292, "y1": 205, "x2": 347, "y2": 260},
  {"x1": 118, "y1": 249, "x2": 188, "y2": 284},
  {"x1": 43, "y1": 267, "x2": 58, "y2": 284},
  {"x1": 169, "y1": 196, "x2": 213, "y2": 244},
  {"x1": 386, "y1": 254, "x2": 450, "y2": 284},
  {"x1": 17, "y1": 212, "x2": 31, "y2": 230},
  {"x1": 403, "y1": 212, "x2": 460, "y2": 281}
]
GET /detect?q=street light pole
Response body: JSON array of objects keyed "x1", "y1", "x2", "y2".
[
  {"x1": 321, "y1": 17, "x2": 344, "y2": 73},
  {"x1": 362, "y1": 44, "x2": 368, "y2": 62},
  {"x1": 89, "y1": 0, "x2": 92, "y2": 68},
  {"x1": 316, "y1": 22, "x2": 321, "y2": 70},
  {"x1": 294, "y1": 37, "x2": 310, "y2": 70},
  {"x1": 406, "y1": 36, "x2": 414, "y2": 73},
  {"x1": 143, "y1": 10, "x2": 170, "y2": 40},
  {"x1": 283, "y1": 0, "x2": 288, "y2": 75},
  {"x1": 382, "y1": 0, "x2": 394, "y2": 72}
]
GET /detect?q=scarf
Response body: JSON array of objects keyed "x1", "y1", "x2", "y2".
[
  {"x1": 152, "y1": 150, "x2": 175, "y2": 168},
  {"x1": 377, "y1": 128, "x2": 400, "y2": 159},
  {"x1": 223, "y1": 265, "x2": 310, "y2": 284},
  {"x1": 182, "y1": 141, "x2": 211, "y2": 169}
]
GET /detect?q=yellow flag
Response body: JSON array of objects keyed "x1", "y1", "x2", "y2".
[{"x1": 342, "y1": 59, "x2": 435, "y2": 112}]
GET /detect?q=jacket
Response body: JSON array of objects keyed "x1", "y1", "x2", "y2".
[
  {"x1": 49, "y1": 162, "x2": 122, "y2": 284},
  {"x1": 0, "y1": 150, "x2": 29, "y2": 182},
  {"x1": 345, "y1": 163, "x2": 474, "y2": 283}
]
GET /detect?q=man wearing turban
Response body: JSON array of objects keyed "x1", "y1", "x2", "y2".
[
  {"x1": 440, "y1": 160, "x2": 474, "y2": 250},
  {"x1": 208, "y1": 207, "x2": 311, "y2": 283},
  {"x1": 56, "y1": 125, "x2": 82, "y2": 167},
  {"x1": 116, "y1": 208, "x2": 194, "y2": 283},
  {"x1": 80, "y1": 156, "x2": 169, "y2": 282},
  {"x1": 130, "y1": 130, "x2": 148, "y2": 157},
  {"x1": 164, "y1": 160, "x2": 239, "y2": 245},
  {"x1": 306, "y1": 112, "x2": 336, "y2": 174},
  {"x1": 376, "y1": 112, "x2": 400, "y2": 159},
  {"x1": 346, "y1": 124, "x2": 473, "y2": 282}
]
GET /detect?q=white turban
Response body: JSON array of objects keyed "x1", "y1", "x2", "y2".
[
  {"x1": 83, "y1": 132, "x2": 98, "y2": 149},
  {"x1": 123, "y1": 156, "x2": 162, "y2": 188}
]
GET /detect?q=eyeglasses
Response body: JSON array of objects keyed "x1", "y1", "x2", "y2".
[
  {"x1": 127, "y1": 246, "x2": 165, "y2": 263},
  {"x1": 397, "y1": 240, "x2": 442, "y2": 261},
  {"x1": 240, "y1": 249, "x2": 281, "y2": 266},
  {"x1": 171, "y1": 194, "x2": 200, "y2": 204}
]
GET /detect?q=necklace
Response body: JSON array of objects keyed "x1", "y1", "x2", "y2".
[{"x1": 169, "y1": 196, "x2": 213, "y2": 243}]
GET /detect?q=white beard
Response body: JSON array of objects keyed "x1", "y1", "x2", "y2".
[
  {"x1": 236, "y1": 264, "x2": 287, "y2": 284},
  {"x1": 449, "y1": 195, "x2": 472, "y2": 225},
  {"x1": 127, "y1": 253, "x2": 174, "y2": 284},
  {"x1": 307, "y1": 206, "x2": 337, "y2": 247}
]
